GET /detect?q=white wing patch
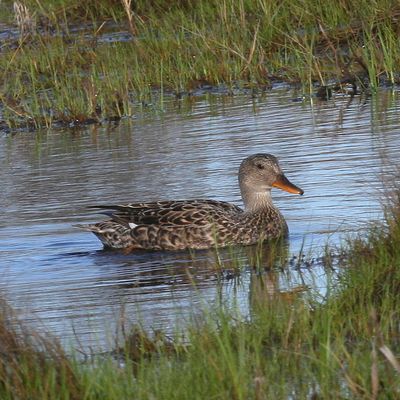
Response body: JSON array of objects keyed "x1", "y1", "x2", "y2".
[{"x1": 128, "y1": 222, "x2": 138, "y2": 229}]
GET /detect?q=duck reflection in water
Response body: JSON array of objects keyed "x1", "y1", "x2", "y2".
[{"x1": 92, "y1": 240, "x2": 305, "y2": 305}]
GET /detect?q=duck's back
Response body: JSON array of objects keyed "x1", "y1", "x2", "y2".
[{"x1": 81, "y1": 200, "x2": 245, "y2": 250}]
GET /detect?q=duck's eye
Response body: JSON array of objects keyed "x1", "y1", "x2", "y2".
[{"x1": 256, "y1": 164, "x2": 265, "y2": 170}]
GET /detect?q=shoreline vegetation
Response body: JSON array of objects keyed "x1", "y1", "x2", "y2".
[
  {"x1": 1, "y1": 191, "x2": 400, "y2": 398},
  {"x1": 0, "y1": 0, "x2": 400, "y2": 129}
]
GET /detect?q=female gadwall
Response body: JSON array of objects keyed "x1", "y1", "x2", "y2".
[{"x1": 77, "y1": 154, "x2": 303, "y2": 251}]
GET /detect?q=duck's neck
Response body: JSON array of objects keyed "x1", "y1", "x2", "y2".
[{"x1": 242, "y1": 188, "x2": 274, "y2": 213}]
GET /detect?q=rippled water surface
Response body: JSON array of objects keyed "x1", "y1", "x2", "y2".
[{"x1": 1, "y1": 89, "x2": 400, "y2": 350}]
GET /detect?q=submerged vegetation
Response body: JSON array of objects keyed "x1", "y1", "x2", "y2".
[
  {"x1": 1, "y1": 192, "x2": 400, "y2": 398},
  {"x1": 0, "y1": 0, "x2": 400, "y2": 128}
]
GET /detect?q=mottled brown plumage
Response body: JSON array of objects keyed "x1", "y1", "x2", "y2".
[{"x1": 75, "y1": 154, "x2": 304, "y2": 251}]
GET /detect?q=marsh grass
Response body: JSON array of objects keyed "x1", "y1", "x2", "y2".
[
  {"x1": 1, "y1": 0, "x2": 400, "y2": 127},
  {"x1": 0, "y1": 297, "x2": 81, "y2": 399},
  {"x1": 1, "y1": 195, "x2": 400, "y2": 398}
]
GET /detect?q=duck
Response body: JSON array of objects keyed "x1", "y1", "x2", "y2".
[{"x1": 76, "y1": 154, "x2": 304, "y2": 251}]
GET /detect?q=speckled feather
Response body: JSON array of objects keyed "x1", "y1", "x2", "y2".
[{"x1": 76, "y1": 154, "x2": 303, "y2": 251}]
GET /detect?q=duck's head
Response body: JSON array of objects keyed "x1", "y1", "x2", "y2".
[{"x1": 238, "y1": 154, "x2": 304, "y2": 202}]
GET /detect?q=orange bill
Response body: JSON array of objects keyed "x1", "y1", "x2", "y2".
[{"x1": 272, "y1": 174, "x2": 304, "y2": 195}]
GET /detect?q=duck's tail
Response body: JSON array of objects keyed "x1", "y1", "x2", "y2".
[
  {"x1": 73, "y1": 223, "x2": 101, "y2": 232},
  {"x1": 73, "y1": 222, "x2": 133, "y2": 249}
]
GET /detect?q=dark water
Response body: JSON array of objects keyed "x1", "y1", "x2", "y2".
[{"x1": 1, "y1": 89, "x2": 400, "y2": 351}]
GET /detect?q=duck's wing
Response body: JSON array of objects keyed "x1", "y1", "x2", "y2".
[{"x1": 90, "y1": 199, "x2": 243, "y2": 228}]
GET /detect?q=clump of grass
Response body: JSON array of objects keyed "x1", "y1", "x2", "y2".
[
  {"x1": 0, "y1": 297, "x2": 81, "y2": 400},
  {"x1": 115, "y1": 199, "x2": 400, "y2": 399},
  {"x1": 0, "y1": 0, "x2": 400, "y2": 128}
]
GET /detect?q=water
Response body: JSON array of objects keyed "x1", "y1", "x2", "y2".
[{"x1": 1, "y1": 88, "x2": 400, "y2": 351}]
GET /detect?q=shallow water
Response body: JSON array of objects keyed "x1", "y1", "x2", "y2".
[{"x1": 1, "y1": 88, "x2": 400, "y2": 351}]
